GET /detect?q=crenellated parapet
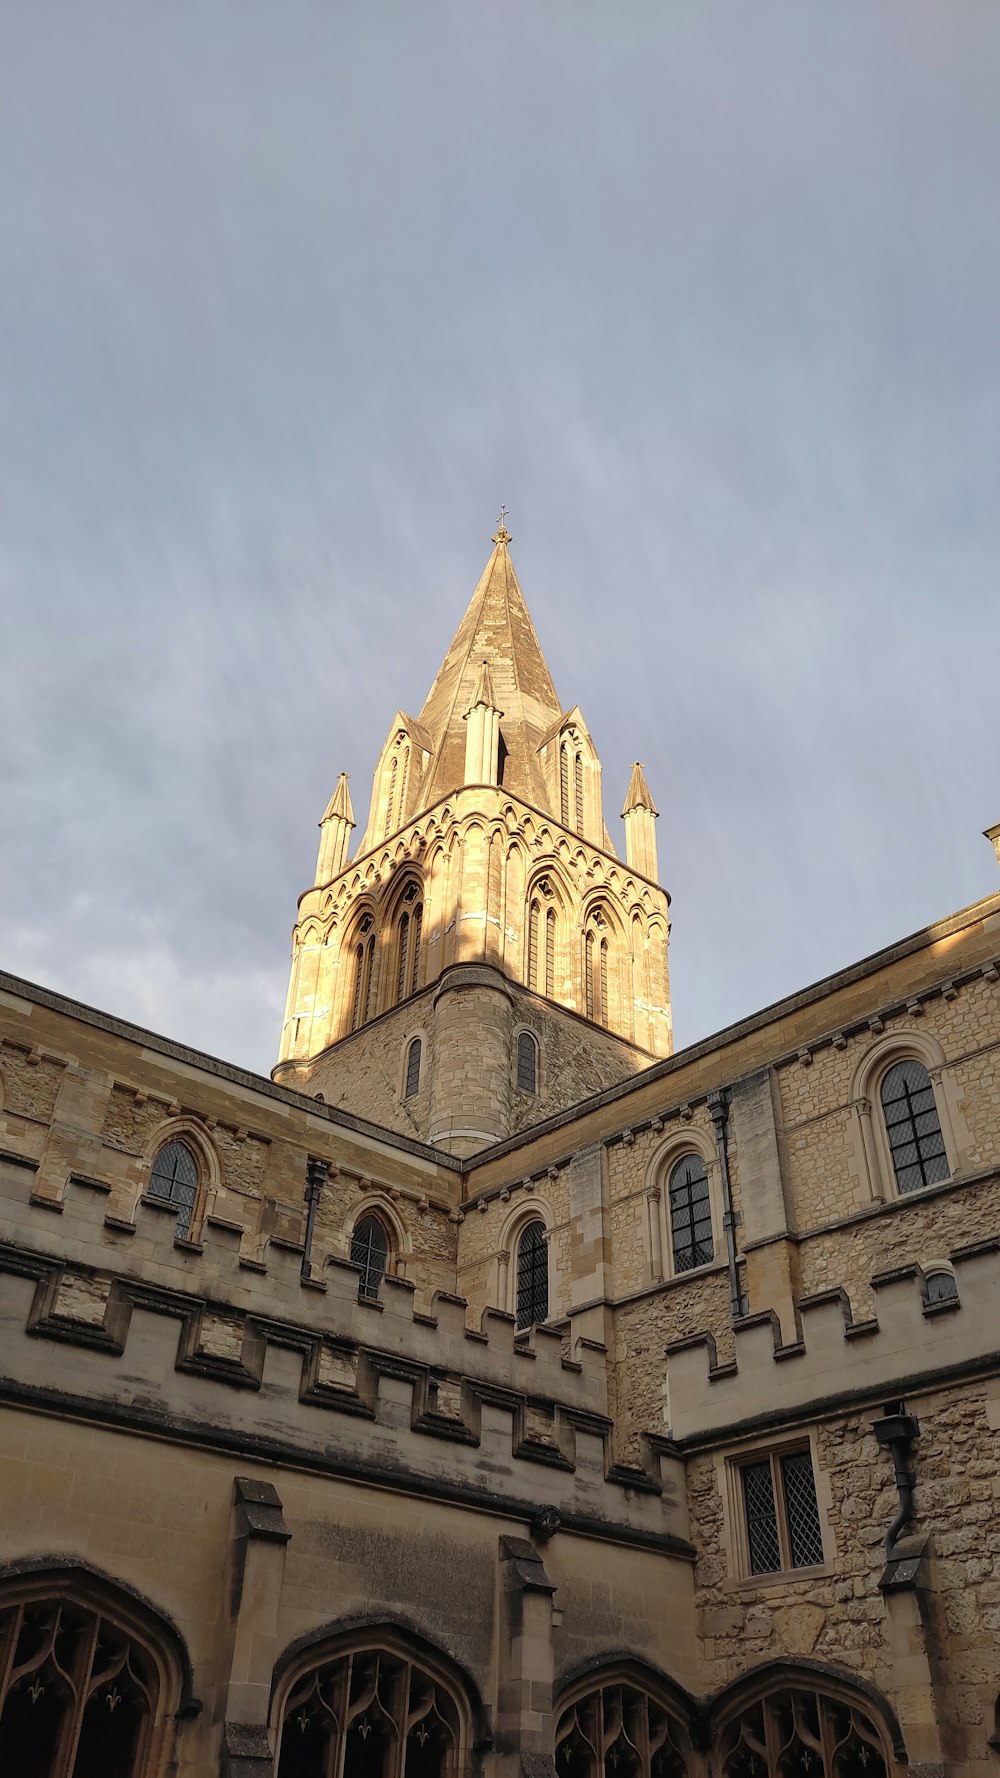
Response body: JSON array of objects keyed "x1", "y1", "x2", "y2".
[
  {"x1": 664, "y1": 1236, "x2": 1000, "y2": 1441},
  {"x1": 0, "y1": 1161, "x2": 689, "y2": 1550}
]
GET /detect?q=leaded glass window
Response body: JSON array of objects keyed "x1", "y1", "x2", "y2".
[
  {"x1": 277, "y1": 1645, "x2": 461, "y2": 1778},
  {"x1": 516, "y1": 1031, "x2": 538, "y2": 1094},
  {"x1": 720, "y1": 1686, "x2": 888, "y2": 1778},
  {"x1": 351, "y1": 1215, "x2": 389, "y2": 1301},
  {"x1": 739, "y1": 1447, "x2": 824, "y2": 1576},
  {"x1": 0, "y1": 1596, "x2": 159, "y2": 1778},
  {"x1": 880, "y1": 1060, "x2": 949, "y2": 1194},
  {"x1": 667, "y1": 1154, "x2": 713, "y2": 1273},
  {"x1": 148, "y1": 1139, "x2": 199, "y2": 1238},
  {"x1": 516, "y1": 1219, "x2": 548, "y2": 1330}
]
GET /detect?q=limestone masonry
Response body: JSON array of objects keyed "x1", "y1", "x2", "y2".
[{"x1": 1, "y1": 529, "x2": 999, "y2": 1777}]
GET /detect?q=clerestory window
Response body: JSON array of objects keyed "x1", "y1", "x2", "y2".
[
  {"x1": 667, "y1": 1154, "x2": 714, "y2": 1274},
  {"x1": 515, "y1": 1219, "x2": 549, "y2": 1330},
  {"x1": 350, "y1": 1214, "x2": 390, "y2": 1301}
]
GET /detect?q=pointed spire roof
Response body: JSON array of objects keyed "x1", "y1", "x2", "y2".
[
  {"x1": 322, "y1": 772, "x2": 355, "y2": 826},
  {"x1": 622, "y1": 761, "x2": 657, "y2": 817},
  {"x1": 465, "y1": 659, "x2": 502, "y2": 717},
  {"x1": 417, "y1": 527, "x2": 562, "y2": 808}
]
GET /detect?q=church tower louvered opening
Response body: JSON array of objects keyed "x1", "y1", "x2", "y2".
[{"x1": 274, "y1": 519, "x2": 672, "y2": 1150}]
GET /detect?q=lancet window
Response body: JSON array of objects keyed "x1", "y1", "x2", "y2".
[
  {"x1": 719, "y1": 1686, "x2": 889, "y2": 1778},
  {"x1": 349, "y1": 917, "x2": 376, "y2": 1033},
  {"x1": 667, "y1": 1154, "x2": 714, "y2": 1274},
  {"x1": 0, "y1": 1595, "x2": 160, "y2": 1778},
  {"x1": 555, "y1": 1679, "x2": 689, "y2": 1778},
  {"x1": 404, "y1": 1037, "x2": 422, "y2": 1099},
  {"x1": 394, "y1": 884, "x2": 423, "y2": 1004},
  {"x1": 276, "y1": 1646, "x2": 462, "y2": 1778},
  {"x1": 584, "y1": 911, "x2": 611, "y2": 1027},
  {"x1": 516, "y1": 1030, "x2": 538, "y2": 1094}
]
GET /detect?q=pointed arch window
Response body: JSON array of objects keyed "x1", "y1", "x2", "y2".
[
  {"x1": 574, "y1": 751, "x2": 584, "y2": 836},
  {"x1": 349, "y1": 918, "x2": 376, "y2": 1032},
  {"x1": 527, "y1": 900, "x2": 541, "y2": 992},
  {"x1": 719, "y1": 1685, "x2": 889, "y2": 1777},
  {"x1": 394, "y1": 884, "x2": 423, "y2": 1004},
  {"x1": 350, "y1": 1214, "x2": 390, "y2": 1300},
  {"x1": 516, "y1": 1030, "x2": 538, "y2": 1094},
  {"x1": 879, "y1": 1059, "x2": 949, "y2": 1195},
  {"x1": 545, "y1": 907, "x2": 556, "y2": 998},
  {"x1": 559, "y1": 743, "x2": 571, "y2": 829},
  {"x1": 276, "y1": 1644, "x2": 463, "y2": 1778},
  {"x1": 404, "y1": 1037, "x2": 422, "y2": 1099},
  {"x1": 555, "y1": 1677, "x2": 690, "y2": 1778},
  {"x1": 147, "y1": 1139, "x2": 199, "y2": 1239},
  {"x1": 515, "y1": 1219, "x2": 548, "y2": 1329},
  {"x1": 584, "y1": 931, "x2": 595, "y2": 1021},
  {"x1": 384, "y1": 758, "x2": 398, "y2": 839},
  {"x1": 0, "y1": 1594, "x2": 161, "y2": 1778}
]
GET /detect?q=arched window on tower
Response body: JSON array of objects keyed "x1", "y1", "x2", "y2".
[
  {"x1": 516, "y1": 1030, "x2": 538, "y2": 1094},
  {"x1": 349, "y1": 917, "x2": 376, "y2": 1032},
  {"x1": 350, "y1": 1214, "x2": 390, "y2": 1300},
  {"x1": 404, "y1": 1037, "x2": 422, "y2": 1099},
  {"x1": 545, "y1": 907, "x2": 556, "y2": 998},
  {"x1": 528, "y1": 900, "x2": 541, "y2": 991},
  {"x1": 559, "y1": 743, "x2": 570, "y2": 828},
  {"x1": 147, "y1": 1139, "x2": 199, "y2": 1239},
  {"x1": 383, "y1": 758, "x2": 398, "y2": 839},
  {"x1": 574, "y1": 751, "x2": 584, "y2": 836},
  {"x1": 393, "y1": 884, "x2": 423, "y2": 1005},
  {"x1": 515, "y1": 1219, "x2": 548, "y2": 1329},
  {"x1": 584, "y1": 931, "x2": 595, "y2": 1021}
]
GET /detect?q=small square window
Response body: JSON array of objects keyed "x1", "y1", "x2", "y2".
[{"x1": 736, "y1": 1446, "x2": 824, "y2": 1576}]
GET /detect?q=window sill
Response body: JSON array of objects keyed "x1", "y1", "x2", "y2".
[{"x1": 724, "y1": 1559, "x2": 835, "y2": 1594}]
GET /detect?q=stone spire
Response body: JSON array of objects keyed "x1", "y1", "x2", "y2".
[
  {"x1": 416, "y1": 528, "x2": 563, "y2": 811},
  {"x1": 621, "y1": 762, "x2": 659, "y2": 883},
  {"x1": 314, "y1": 772, "x2": 355, "y2": 886}
]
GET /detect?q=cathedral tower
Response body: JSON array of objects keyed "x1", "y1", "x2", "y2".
[{"x1": 273, "y1": 523, "x2": 671, "y2": 1152}]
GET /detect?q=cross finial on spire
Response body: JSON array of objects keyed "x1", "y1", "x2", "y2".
[{"x1": 492, "y1": 504, "x2": 511, "y2": 545}]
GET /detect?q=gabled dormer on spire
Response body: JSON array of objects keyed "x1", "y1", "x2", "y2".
[
  {"x1": 464, "y1": 661, "x2": 504, "y2": 786},
  {"x1": 621, "y1": 761, "x2": 659, "y2": 883}
]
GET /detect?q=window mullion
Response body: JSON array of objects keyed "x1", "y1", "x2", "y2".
[
  {"x1": 56, "y1": 1610, "x2": 99, "y2": 1778},
  {"x1": 773, "y1": 1453, "x2": 793, "y2": 1571}
]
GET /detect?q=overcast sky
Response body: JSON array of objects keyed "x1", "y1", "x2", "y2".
[{"x1": 2, "y1": 2, "x2": 999, "y2": 1078}]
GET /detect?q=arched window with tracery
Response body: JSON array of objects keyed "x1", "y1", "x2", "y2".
[
  {"x1": 0, "y1": 1593, "x2": 162, "y2": 1778},
  {"x1": 515, "y1": 1218, "x2": 548, "y2": 1329},
  {"x1": 147, "y1": 1139, "x2": 199, "y2": 1239},
  {"x1": 560, "y1": 742, "x2": 571, "y2": 828},
  {"x1": 879, "y1": 1059, "x2": 949, "y2": 1195},
  {"x1": 719, "y1": 1684, "x2": 891, "y2": 1777},
  {"x1": 545, "y1": 907, "x2": 556, "y2": 997},
  {"x1": 276, "y1": 1642, "x2": 463, "y2": 1778},
  {"x1": 584, "y1": 910, "x2": 612, "y2": 1027},
  {"x1": 350, "y1": 1214, "x2": 390, "y2": 1300},
  {"x1": 574, "y1": 751, "x2": 584, "y2": 836},
  {"x1": 555, "y1": 1676, "x2": 690, "y2": 1777}
]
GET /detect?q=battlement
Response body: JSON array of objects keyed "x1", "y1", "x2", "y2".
[
  {"x1": 665, "y1": 1237, "x2": 1000, "y2": 1442},
  {"x1": 0, "y1": 1155, "x2": 688, "y2": 1548}
]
